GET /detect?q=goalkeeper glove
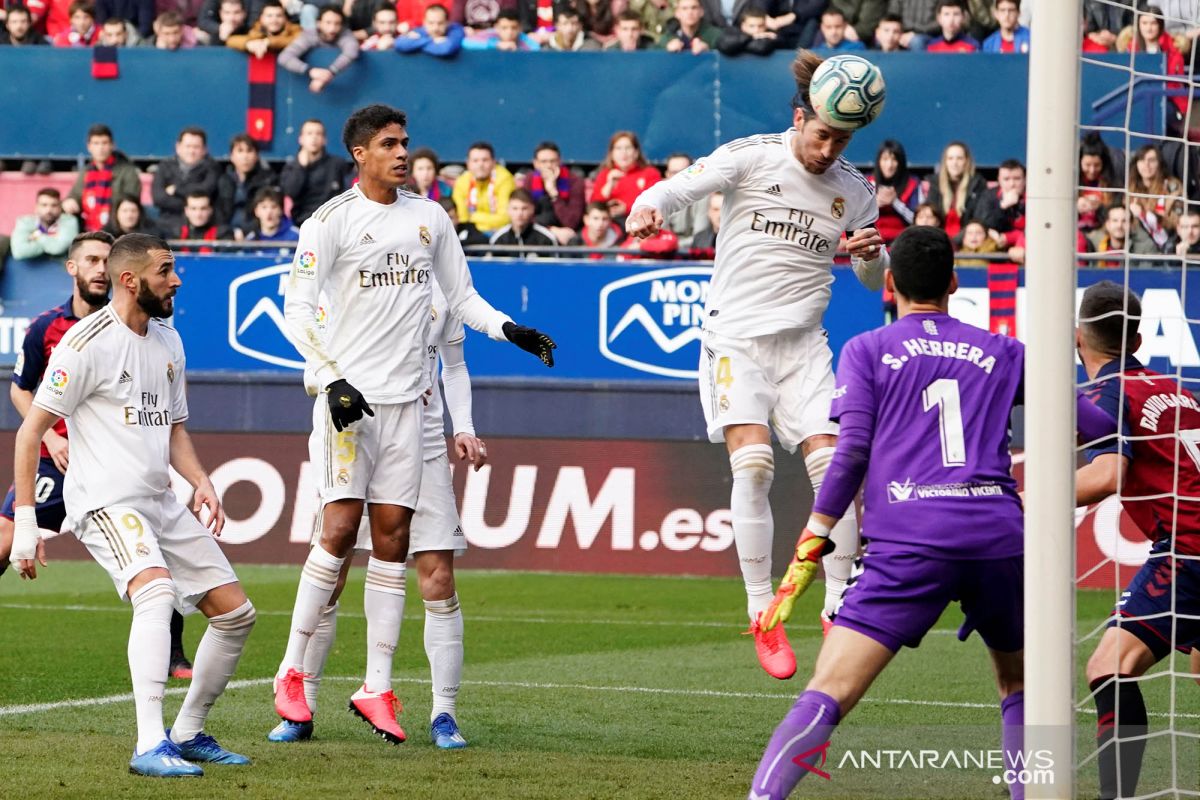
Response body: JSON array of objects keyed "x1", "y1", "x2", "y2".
[
  {"x1": 503, "y1": 322, "x2": 557, "y2": 367},
  {"x1": 326, "y1": 379, "x2": 374, "y2": 432},
  {"x1": 11, "y1": 506, "x2": 44, "y2": 579},
  {"x1": 761, "y1": 523, "x2": 834, "y2": 631}
]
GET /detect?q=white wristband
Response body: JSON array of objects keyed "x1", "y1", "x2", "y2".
[
  {"x1": 14, "y1": 506, "x2": 36, "y2": 526},
  {"x1": 806, "y1": 516, "x2": 832, "y2": 538}
]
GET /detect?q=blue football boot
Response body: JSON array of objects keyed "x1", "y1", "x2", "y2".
[
  {"x1": 128, "y1": 739, "x2": 204, "y2": 777},
  {"x1": 430, "y1": 713, "x2": 468, "y2": 749},
  {"x1": 268, "y1": 719, "x2": 314, "y2": 743},
  {"x1": 170, "y1": 731, "x2": 251, "y2": 765}
]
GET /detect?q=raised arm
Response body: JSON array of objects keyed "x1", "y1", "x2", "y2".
[{"x1": 626, "y1": 143, "x2": 748, "y2": 238}]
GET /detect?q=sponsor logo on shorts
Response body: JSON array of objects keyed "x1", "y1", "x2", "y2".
[
  {"x1": 453, "y1": 524, "x2": 464, "y2": 537},
  {"x1": 831, "y1": 197, "x2": 845, "y2": 219},
  {"x1": 336, "y1": 468, "x2": 350, "y2": 486},
  {"x1": 46, "y1": 367, "x2": 69, "y2": 396},
  {"x1": 419, "y1": 225, "x2": 432, "y2": 247},
  {"x1": 295, "y1": 250, "x2": 318, "y2": 280}
]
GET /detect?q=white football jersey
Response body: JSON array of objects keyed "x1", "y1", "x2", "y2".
[
  {"x1": 284, "y1": 184, "x2": 511, "y2": 405},
  {"x1": 422, "y1": 282, "x2": 466, "y2": 457},
  {"x1": 32, "y1": 305, "x2": 188, "y2": 518},
  {"x1": 632, "y1": 129, "x2": 877, "y2": 338}
]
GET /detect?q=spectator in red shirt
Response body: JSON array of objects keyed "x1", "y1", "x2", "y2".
[
  {"x1": 924, "y1": 0, "x2": 978, "y2": 51},
  {"x1": 51, "y1": 0, "x2": 97, "y2": 44},
  {"x1": 867, "y1": 138, "x2": 923, "y2": 244},
  {"x1": 1087, "y1": 205, "x2": 1129, "y2": 267},
  {"x1": 1127, "y1": 143, "x2": 1183, "y2": 254},
  {"x1": 406, "y1": 147, "x2": 454, "y2": 201},
  {"x1": 925, "y1": 140, "x2": 987, "y2": 239},
  {"x1": 1119, "y1": 5, "x2": 1188, "y2": 122},
  {"x1": 568, "y1": 201, "x2": 623, "y2": 258},
  {"x1": 1077, "y1": 131, "x2": 1118, "y2": 232},
  {"x1": 591, "y1": 130, "x2": 661, "y2": 223},
  {"x1": 528, "y1": 140, "x2": 585, "y2": 245},
  {"x1": 175, "y1": 191, "x2": 232, "y2": 249}
]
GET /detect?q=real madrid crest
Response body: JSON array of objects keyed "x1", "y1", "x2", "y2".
[
  {"x1": 336, "y1": 468, "x2": 351, "y2": 486},
  {"x1": 719, "y1": 395, "x2": 731, "y2": 413},
  {"x1": 166, "y1": 362, "x2": 175, "y2": 384},
  {"x1": 831, "y1": 197, "x2": 845, "y2": 219},
  {"x1": 419, "y1": 225, "x2": 432, "y2": 247}
]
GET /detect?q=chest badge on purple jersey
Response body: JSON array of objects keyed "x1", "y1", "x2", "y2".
[{"x1": 831, "y1": 197, "x2": 845, "y2": 219}]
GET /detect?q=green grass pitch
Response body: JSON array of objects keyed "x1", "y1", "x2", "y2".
[{"x1": 1, "y1": 563, "x2": 1197, "y2": 799}]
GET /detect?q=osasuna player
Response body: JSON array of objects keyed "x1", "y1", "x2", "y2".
[
  {"x1": 11, "y1": 233, "x2": 256, "y2": 778},
  {"x1": 0, "y1": 231, "x2": 196, "y2": 679},
  {"x1": 269, "y1": 280, "x2": 484, "y2": 748},
  {"x1": 625, "y1": 50, "x2": 887, "y2": 679},
  {"x1": 1075, "y1": 281, "x2": 1200, "y2": 800},
  {"x1": 748, "y1": 227, "x2": 1116, "y2": 800},
  {"x1": 276, "y1": 104, "x2": 555, "y2": 745}
]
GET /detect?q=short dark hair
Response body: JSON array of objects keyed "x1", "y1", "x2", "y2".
[
  {"x1": 69, "y1": 1, "x2": 95, "y2": 18},
  {"x1": 252, "y1": 186, "x2": 283, "y2": 208},
  {"x1": 616, "y1": 9, "x2": 641, "y2": 22},
  {"x1": 936, "y1": 0, "x2": 965, "y2": 11},
  {"x1": 534, "y1": 141, "x2": 560, "y2": 157},
  {"x1": 68, "y1": 230, "x2": 115, "y2": 261},
  {"x1": 509, "y1": 188, "x2": 535, "y2": 206},
  {"x1": 317, "y1": 3, "x2": 343, "y2": 20},
  {"x1": 878, "y1": 12, "x2": 903, "y2": 25},
  {"x1": 102, "y1": 15, "x2": 125, "y2": 26},
  {"x1": 821, "y1": 7, "x2": 845, "y2": 21},
  {"x1": 1080, "y1": 281, "x2": 1140, "y2": 356},
  {"x1": 6, "y1": 4, "x2": 31, "y2": 19},
  {"x1": 177, "y1": 126, "x2": 206, "y2": 144},
  {"x1": 258, "y1": 0, "x2": 283, "y2": 13},
  {"x1": 1103, "y1": 204, "x2": 1126, "y2": 221},
  {"x1": 1182, "y1": 204, "x2": 1200, "y2": 222},
  {"x1": 184, "y1": 191, "x2": 212, "y2": 204},
  {"x1": 409, "y1": 147, "x2": 440, "y2": 169},
  {"x1": 556, "y1": 7, "x2": 580, "y2": 21},
  {"x1": 889, "y1": 226, "x2": 955, "y2": 302},
  {"x1": 341, "y1": 104, "x2": 407, "y2": 157},
  {"x1": 109, "y1": 232, "x2": 170, "y2": 275},
  {"x1": 994, "y1": 0, "x2": 1019, "y2": 8},
  {"x1": 87, "y1": 123, "x2": 113, "y2": 140},
  {"x1": 37, "y1": 188, "x2": 61, "y2": 201},
  {"x1": 496, "y1": 8, "x2": 519, "y2": 22},
  {"x1": 230, "y1": 132, "x2": 259, "y2": 152},
  {"x1": 739, "y1": 5, "x2": 767, "y2": 21},
  {"x1": 156, "y1": 10, "x2": 182, "y2": 26},
  {"x1": 999, "y1": 158, "x2": 1025, "y2": 173},
  {"x1": 585, "y1": 200, "x2": 611, "y2": 216},
  {"x1": 467, "y1": 140, "x2": 495, "y2": 157}
]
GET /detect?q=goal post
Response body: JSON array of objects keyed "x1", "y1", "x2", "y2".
[{"x1": 1024, "y1": 1, "x2": 1084, "y2": 797}]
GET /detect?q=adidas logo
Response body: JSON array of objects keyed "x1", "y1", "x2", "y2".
[
  {"x1": 359, "y1": 232, "x2": 375, "y2": 246},
  {"x1": 765, "y1": 184, "x2": 782, "y2": 196},
  {"x1": 118, "y1": 370, "x2": 133, "y2": 384}
]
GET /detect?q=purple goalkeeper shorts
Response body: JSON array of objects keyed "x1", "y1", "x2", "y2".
[{"x1": 832, "y1": 546, "x2": 1024, "y2": 654}]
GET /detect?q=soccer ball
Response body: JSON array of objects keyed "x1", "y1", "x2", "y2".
[{"x1": 808, "y1": 54, "x2": 886, "y2": 131}]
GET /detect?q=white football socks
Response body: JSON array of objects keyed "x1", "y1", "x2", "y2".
[
  {"x1": 128, "y1": 578, "x2": 175, "y2": 755},
  {"x1": 363, "y1": 557, "x2": 406, "y2": 694},
  {"x1": 424, "y1": 593, "x2": 464, "y2": 721},
  {"x1": 302, "y1": 602, "x2": 339, "y2": 714},
  {"x1": 730, "y1": 444, "x2": 776, "y2": 620},
  {"x1": 280, "y1": 546, "x2": 345, "y2": 676},
  {"x1": 171, "y1": 600, "x2": 256, "y2": 743},
  {"x1": 805, "y1": 446, "x2": 860, "y2": 617}
]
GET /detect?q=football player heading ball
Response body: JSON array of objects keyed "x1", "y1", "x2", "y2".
[{"x1": 625, "y1": 50, "x2": 887, "y2": 680}]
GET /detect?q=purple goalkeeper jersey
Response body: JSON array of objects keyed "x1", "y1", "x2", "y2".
[{"x1": 823, "y1": 312, "x2": 1025, "y2": 560}]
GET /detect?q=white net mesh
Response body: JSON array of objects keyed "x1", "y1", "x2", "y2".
[{"x1": 1073, "y1": 2, "x2": 1200, "y2": 796}]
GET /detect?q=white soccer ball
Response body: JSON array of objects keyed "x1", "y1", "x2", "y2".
[{"x1": 808, "y1": 54, "x2": 886, "y2": 131}]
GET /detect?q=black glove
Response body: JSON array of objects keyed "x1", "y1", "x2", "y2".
[
  {"x1": 503, "y1": 322, "x2": 557, "y2": 367},
  {"x1": 325, "y1": 378, "x2": 374, "y2": 432}
]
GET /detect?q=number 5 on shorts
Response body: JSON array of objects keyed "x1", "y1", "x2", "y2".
[
  {"x1": 715, "y1": 356, "x2": 734, "y2": 389},
  {"x1": 336, "y1": 430, "x2": 356, "y2": 464}
]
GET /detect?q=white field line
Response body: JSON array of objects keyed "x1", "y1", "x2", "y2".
[
  {"x1": 0, "y1": 602, "x2": 961, "y2": 635},
  {"x1": 1, "y1": 674, "x2": 1197, "y2": 722}
]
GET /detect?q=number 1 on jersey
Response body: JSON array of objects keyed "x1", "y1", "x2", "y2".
[{"x1": 922, "y1": 378, "x2": 966, "y2": 467}]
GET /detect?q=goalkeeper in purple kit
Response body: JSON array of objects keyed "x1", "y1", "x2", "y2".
[{"x1": 747, "y1": 226, "x2": 1118, "y2": 800}]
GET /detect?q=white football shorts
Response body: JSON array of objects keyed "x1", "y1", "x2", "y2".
[
  {"x1": 309, "y1": 397, "x2": 423, "y2": 509},
  {"x1": 310, "y1": 451, "x2": 467, "y2": 558},
  {"x1": 698, "y1": 327, "x2": 839, "y2": 453},
  {"x1": 78, "y1": 492, "x2": 238, "y2": 607}
]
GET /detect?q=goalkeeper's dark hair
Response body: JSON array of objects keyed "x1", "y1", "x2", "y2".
[
  {"x1": 342, "y1": 104, "x2": 408, "y2": 158},
  {"x1": 108, "y1": 232, "x2": 170, "y2": 277},
  {"x1": 1080, "y1": 280, "x2": 1141, "y2": 357},
  {"x1": 68, "y1": 230, "x2": 114, "y2": 261},
  {"x1": 790, "y1": 49, "x2": 825, "y2": 113},
  {"x1": 889, "y1": 226, "x2": 954, "y2": 302}
]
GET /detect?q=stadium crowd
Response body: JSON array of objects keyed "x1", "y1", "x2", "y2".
[{"x1": 1, "y1": 0, "x2": 1198, "y2": 265}]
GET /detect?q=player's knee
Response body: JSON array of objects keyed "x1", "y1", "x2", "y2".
[
  {"x1": 211, "y1": 600, "x2": 256, "y2": 633},
  {"x1": 419, "y1": 562, "x2": 455, "y2": 600},
  {"x1": 730, "y1": 444, "x2": 775, "y2": 489}
]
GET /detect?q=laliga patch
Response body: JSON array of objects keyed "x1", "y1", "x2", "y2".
[
  {"x1": 294, "y1": 250, "x2": 318, "y2": 280},
  {"x1": 46, "y1": 367, "x2": 69, "y2": 397},
  {"x1": 831, "y1": 197, "x2": 846, "y2": 219},
  {"x1": 683, "y1": 161, "x2": 706, "y2": 179}
]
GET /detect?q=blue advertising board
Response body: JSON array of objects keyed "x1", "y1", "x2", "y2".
[{"x1": 158, "y1": 255, "x2": 1200, "y2": 383}]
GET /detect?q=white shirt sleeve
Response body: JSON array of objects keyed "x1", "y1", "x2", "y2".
[
  {"x1": 631, "y1": 144, "x2": 752, "y2": 218},
  {"x1": 284, "y1": 215, "x2": 344, "y2": 388},
  {"x1": 438, "y1": 336, "x2": 474, "y2": 438},
  {"x1": 429, "y1": 211, "x2": 512, "y2": 341},
  {"x1": 32, "y1": 343, "x2": 92, "y2": 419},
  {"x1": 169, "y1": 342, "x2": 189, "y2": 424},
  {"x1": 846, "y1": 183, "x2": 879, "y2": 232}
]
